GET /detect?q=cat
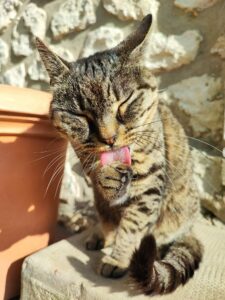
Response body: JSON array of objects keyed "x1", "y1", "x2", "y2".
[{"x1": 36, "y1": 14, "x2": 203, "y2": 295}]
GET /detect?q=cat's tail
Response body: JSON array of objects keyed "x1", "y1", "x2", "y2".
[{"x1": 129, "y1": 234, "x2": 203, "y2": 295}]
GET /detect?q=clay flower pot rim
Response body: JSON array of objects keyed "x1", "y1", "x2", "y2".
[
  {"x1": 0, "y1": 84, "x2": 52, "y2": 118},
  {"x1": 0, "y1": 85, "x2": 60, "y2": 139}
]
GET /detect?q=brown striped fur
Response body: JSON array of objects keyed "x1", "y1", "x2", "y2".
[{"x1": 36, "y1": 14, "x2": 203, "y2": 295}]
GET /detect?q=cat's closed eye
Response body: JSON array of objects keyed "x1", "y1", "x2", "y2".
[
  {"x1": 117, "y1": 90, "x2": 146, "y2": 123},
  {"x1": 116, "y1": 91, "x2": 135, "y2": 123},
  {"x1": 116, "y1": 108, "x2": 124, "y2": 124}
]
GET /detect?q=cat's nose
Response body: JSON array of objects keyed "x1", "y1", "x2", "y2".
[{"x1": 104, "y1": 135, "x2": 116, "y2": 146}]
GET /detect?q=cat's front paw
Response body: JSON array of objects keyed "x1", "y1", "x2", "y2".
[
  {"x1": 86, "y1": 233, "x2": 104, "y2": 251},
  {"x1": 98, "y1": 255, "x2": 128, "y2": 279},
  {"x1": 96, "y1": 162, "x2": 132, "y2": 202}
]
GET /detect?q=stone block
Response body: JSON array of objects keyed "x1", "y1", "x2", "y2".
[
  {"x1": 0, "y1": 63, "x2": 26, "y2": 87},
  {"x1": 211, "y1": 35, "x2": 225, "y2": 59},
  {"x1": 12, "y1": 33, "x2": 33, "y2": 57},
  {"x1": 0, "y1": 0, "x2": 21, "y2": 32},
  {"x1": 81, "y1": 25, "x2": 124, "y2": 58},
  {"x1": 161, "y1": 74, "x2": 223, "y2": 143},
  {"x1": 21, "y1": 221, "x2": 225, "y2": 300},
  {"x1": 102, "y1": 0, "x2": 159, "y2": 21},
  {"x1": 174, "y1": 0, "x2": 220, "y2": 11},
  {"x1": 22, "y1": 3, "x2": 47, "y2": 38},
  {"x1": 51, "y1": 0, "x2": 99, "y2": 40},
  {"x1": 192, "y1": 148, "x2": 224, "y2": 221},
  {"x1": 12, "y1": 3, "x2": 47, "y2": 57},
  {"x1": 0, "y1": 39, "x2": 9, "y2": 70},
  {"x1": 144, "y1": 30, "x2": 202, "y2": 73}
]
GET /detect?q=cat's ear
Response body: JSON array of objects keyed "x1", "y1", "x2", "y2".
[
  {"x1": 35, "y1": 37, "x2": 70, "y2": 85},
  {"x1": 114, "y1": 14, "x2": 152, "y2": 58}
]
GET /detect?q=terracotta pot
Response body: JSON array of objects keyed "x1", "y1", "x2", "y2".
[{"x1": 0, "y1": 85, "x2": 67, "y2": 300}]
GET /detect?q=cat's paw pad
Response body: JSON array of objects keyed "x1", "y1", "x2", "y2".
[
  {"x1": 86, "y1": 233, "x2": 104, "y2": 251},
  {"x1": 98, "y1": 255, "x2": 127, "y2": 278}
]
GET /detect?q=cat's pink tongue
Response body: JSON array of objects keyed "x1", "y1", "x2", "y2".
[{"x1": 100, "y1": 146, "x2": 131, "y2": 166}]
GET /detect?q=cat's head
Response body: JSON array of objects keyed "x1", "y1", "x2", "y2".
[{"x1": 36, "y1": 14, "x2": 158, "y2": 167}]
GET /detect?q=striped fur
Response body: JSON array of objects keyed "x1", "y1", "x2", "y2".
[
  {"x1": 130, "y1": 234, "x2": 202, "y2": 294},
  {"x1": 36, "y1": 14, "x2": 203, "y2": 295}
]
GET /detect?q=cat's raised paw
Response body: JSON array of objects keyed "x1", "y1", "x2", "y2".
[{"x1": 96, "y1": 162, "x2": 133, "y2": 202}]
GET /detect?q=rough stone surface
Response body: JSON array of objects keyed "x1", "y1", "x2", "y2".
[
  {"x1": 51, "y1": 0, "x2": 99, "y2": 40},
  {"x1": 20, "y1": 222, "x2": 225, "y2": 300},
  {"x1": 174, "y1": 0, "x2": 220, "y2": 11},
  {"x1": 12, "y1": 32, "x2": 33, "y2": 57},
  {"x1": 162, "y1": 75, "x2": 223, "y2": 143},
  {"x1": 12, "y1": 3, "x2": 47, "y2": 57},
  {"x1": 0, "y1": 0, "x2": 21, "y2": 32},
  {"x1": 81, "y1": 26, "x2": 124, "y2": 58},
  {"x1": 102, "y1": 0, "x2": 159, "y2": 21},
  {"x1": 222, "y1": 159, "x2": 225, "y2": 186},
  {"x1": 144, "y1": 30, "x2": 203, "y2": 73},
  {"x1": 0, "y1": 63, "x2": 26, "y2": 87},
  {"x1": 0, "y1": 39, "x2": 9, "y2": 71},
  {"x1": 22, "y1": 3, "x2": 47, "y2": 39},
  {"x1": 192, "y1": 148, "x2": 224, "y2": 221},
  {"x1": 211, "y1": 35, "x2": 225, "y2": 59}
]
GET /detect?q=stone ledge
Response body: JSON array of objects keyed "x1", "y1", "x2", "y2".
[{"x1": 21, "y1": 221, "x2": 225, "y2": 300}]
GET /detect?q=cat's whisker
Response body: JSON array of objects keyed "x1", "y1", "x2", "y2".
[
  {"x1": 136, "y1": 131, "x2": 223, "y2": 166},
  {"x1": 131, "y1": 117, "x2": 170, "y2": 130},
  {"x1": 135, "y1": 130, "x2": 222, "y2": 155},
  {"x1": 157, "y1": 88, "x2": 167, "y2": 93},
  {"x1": 85, "y1": 152, "x2": 98, "y2": 175},
  {"x1": 30, "y1": 147, "x2": 66, "y2": 163},
  {"x1": 44, "y1": 162, "x2": 64, "y2": 199},
  {"x1": 73, "y1": 145, "x2": 91, "y2": 158},
  {"x1": 81, "y1": 150, "x2": 98, "y2": 177},
  {"x1": 82, "y1": 152, "x2": 94, "y2": 171},
  {"x1": 73, "y1": 144, "x2": 98, "y2": 158},
  {"x1": 34, "y1": 144, "x2": 66, "y2": 155},
  {"x1": 44, "y1": 136, "x2": 65, "y2": 148},
  {"x1": 186, "y1": 136, "x2": 222, "y2": 154},
  {"x1": 54, "y1": 171, "x2": 64, "y2": 200},
  {"x1": 33, "y1": 136, "x2": 67, "y2": 153},
  {"x1": 43, "y1": 153, "x2": 65, "y2": 176}
]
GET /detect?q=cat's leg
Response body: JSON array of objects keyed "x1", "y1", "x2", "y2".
[
  {"x1": 93, "y1": 162, "x2": 163, "y2": 278},
  {"x1": 86, "y1": 221, "x2": 117, "y2": 250},
  {"x1": 98, "y1": 194, "x2": 162, "y2": 278},
  {"x1": 88, "y1": 161, "x2": 132, "y2": 252},
  {"x1": 86, "y1": 223, "x2": 104, "y2": 251},
  {"x1": 101, "y1": 221, "x2": 117, "y2": 248},
  {"x1": 87, "y1": 162, "x2": 130, "y2": 251}
]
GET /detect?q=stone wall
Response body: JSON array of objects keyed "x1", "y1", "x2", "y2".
[{"x1": 1, "y1": 0, "x2": 224, "y2": 226}]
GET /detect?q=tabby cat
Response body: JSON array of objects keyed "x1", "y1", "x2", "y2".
[{"x1": 36, "y1": 14, "x2": 203, "y2": 295}]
